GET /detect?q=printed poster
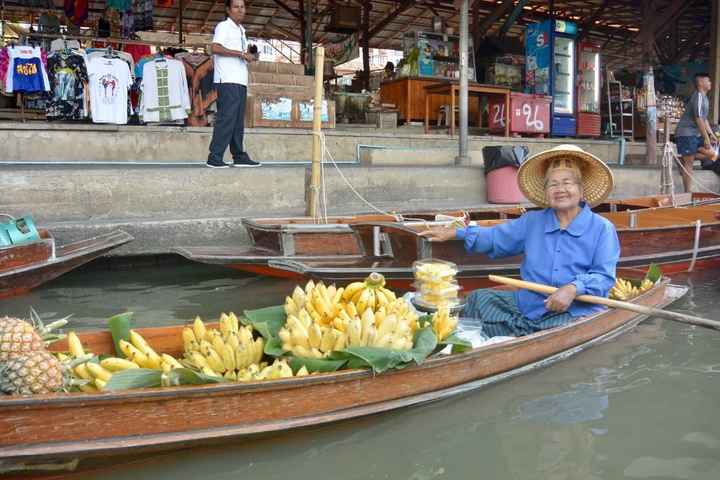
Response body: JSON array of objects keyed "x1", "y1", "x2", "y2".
[
  {"x1": 261, "y1": 97, "x2": 292, "y2": 121},
  {"x1": 299, "y1": 100, "x2": 329, "y2": 122}
]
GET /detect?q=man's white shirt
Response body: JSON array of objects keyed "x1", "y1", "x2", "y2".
[{"x1": 212, "y1": 18, "x2": 249, "y2": 85}]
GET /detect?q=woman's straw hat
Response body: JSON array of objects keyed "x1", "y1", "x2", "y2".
[{"x1": 516, "y1": 144, "x2": 614, "y2": 208}]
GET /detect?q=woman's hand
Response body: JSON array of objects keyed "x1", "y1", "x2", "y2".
[
  {"x1": 419, "y1": 225, "x2": 457, "y2": 242},
  {"x1": 544, "y1": 284, "x2": 577, "y2": 312}
]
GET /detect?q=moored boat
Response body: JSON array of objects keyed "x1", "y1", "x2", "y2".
[
  {"x1": 0, "y1": 229, "x2": 134, "y2": 299},
  {"x1": 174, "y1": 193, "x2": 720, "y2": 289},
  {"x1": 0, "y1": 277, "x2": 687, "y2": 475}
]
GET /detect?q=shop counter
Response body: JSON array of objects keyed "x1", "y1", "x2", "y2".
[
  {"x1": 380, "y1": 77, "x2": 450, "y2": 123},
  {"x1": 424, "y1": 82, "x2": 511, "y2": 136}
]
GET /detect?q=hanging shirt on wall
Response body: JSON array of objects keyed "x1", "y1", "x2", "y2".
[
  {"x1": 47, "y1": 52, "x2": 88, "y2": 120},
  {"x1": 87, "y1": 56, "x2": 132, "y2": 124},
  {"x1": 139, "y1": 58, "x2": 191, "y2": 123},
  {"x1": 5, "y1": 46, "x2": 50, "y2": 94}
]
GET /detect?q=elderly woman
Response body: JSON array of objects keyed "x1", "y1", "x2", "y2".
[{"x1": 422, "y1": 145, "x2": 620, "y2": 337}]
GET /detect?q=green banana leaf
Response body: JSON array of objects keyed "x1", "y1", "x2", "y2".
[
  {"x1": 264, "y1": 337, "x2": 286, "y2": 357},
  {"x1": 105, "y1": 367, "x2": 225, "y2": 391},
  {"x1": 328, "y1": 326, "x2": 438, "y2": 373},
  {"x1": 288, "y1": 356, "x2": 347, "y2": 374},
  {"x1": 104, "y1": 368, "x2": 162, "y2": 390},
  {"x1": 644, "y1": 263, "x2": 663, "y2": 284},
  {"x1": 242, "y1": 305, "x2": 286, "y2": 340},
  {"x1": 439, "y1": 332, "x2": 473, "y2": 354},
  {"x1": 107, "y1": 312, "x2": 133, "y2": 357}
]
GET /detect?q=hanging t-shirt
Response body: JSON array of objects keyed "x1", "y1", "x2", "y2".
[
  {"x1": 47, "y1": 53, "x2": 88, "y2": 120},
  {"x1": 139, "y1": 58, "x2": 191, "y2": 123},
  {"x1": 87, "y1": 56, "x2": 132, "y2": 124},
  {"x1": 5, "y1": 46, "x2": 50, "y2": 94}
]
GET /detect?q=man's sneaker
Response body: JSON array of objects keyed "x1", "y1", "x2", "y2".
[
  {"x1": 232, "y1": 158, "x2": 261, "y2": 167},
  {"x1": 206, "y1": 160, "x2": 229, "y2": 168}
]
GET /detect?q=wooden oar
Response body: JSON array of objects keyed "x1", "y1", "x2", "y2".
[{"x1": 488, "y1": 275, "x2": 720, "y2": 332}]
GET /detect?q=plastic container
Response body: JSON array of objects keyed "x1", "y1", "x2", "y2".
[
  {"x1": 413, "y1": 259, "x2": 458, "y2": 283},
  {"x1": 485, "y1": 166, "x2": 527, "y2": 204}
]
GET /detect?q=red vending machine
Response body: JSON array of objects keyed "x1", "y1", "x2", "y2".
[{"x1": 576, "y1": 42, "x2": 601, "y2": 136}]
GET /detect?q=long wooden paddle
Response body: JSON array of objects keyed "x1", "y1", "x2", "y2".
[{"x1": 487, "y1": 275, "x2": 720, "y2": 332}]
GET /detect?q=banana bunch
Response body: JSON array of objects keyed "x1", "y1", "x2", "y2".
[
  {"x1": 237, "y1": 359, "x2": 308, "y2": 381},
  {"x1": 65, "y1": 330, "x2": 183, "y2": 391},
  {"x1": 181, "y1": 314, "x2": 264, "y2": 380},
  {"x1": 279, "y1": 274, "x2": 419, "y2": 358},
  {"x1": 609, "y1": 277, "x2": 654, "y2": 301},
  {"x1": 431, "y1": 306, "x2": 458, "y2": 341}
]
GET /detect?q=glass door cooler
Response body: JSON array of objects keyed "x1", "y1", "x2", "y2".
[
  {"x1": 576, "y1": 41, "x2": 601, "y2": 137},
  {"x1": 526, "y1": 20, "x2": 577, "y2": 136}
]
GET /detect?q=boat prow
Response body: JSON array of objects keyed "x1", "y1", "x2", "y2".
[{"x1": 0, "y1": 229, "x2": 134, "y2": 298}]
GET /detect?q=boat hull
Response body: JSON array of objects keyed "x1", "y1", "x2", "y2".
[
  {"x1": 0, "y1": 230, "x2": 134, "y2": 299},
  {"x1": 0, "y1": 280, "x2": 685, "y2": 474}
]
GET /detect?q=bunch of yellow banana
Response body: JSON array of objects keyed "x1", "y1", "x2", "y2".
[
  {"x1": 181, "y1": 314, "x2": 264, "y2": 380},
  {"x1": 431, "y1": 306, "x2": 458, "y2": 341},
  {"x1": 119, "y1": 330, "x2": 183, "y2": 373},
  {"x1": 65, "y1": 330, "x2": 182, "y2": 391},
  {"x1": 280, "y1": 274, "x2": 419, "y2": 357},
  {"x1": 609, "y1": 277, "x2": 654, "y2": 301},
  {"x1": 237, "y1": 359, "x2": 308, "y2": 381}
]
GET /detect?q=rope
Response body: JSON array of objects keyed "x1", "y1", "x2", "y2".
[
  {"x1": 670, "y1": 145, "x2": 720, "y2": 195},
  {"x1": 311, "y1": 131, "x2": 470, "y2": 230}
]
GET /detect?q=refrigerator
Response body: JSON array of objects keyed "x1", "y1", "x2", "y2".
[
  {"x1": 526, "y1": 20, "x2": 577, "y2": 136},
  {"x1": 577, "y1": 41, "x2": 601, "y2": 137}
]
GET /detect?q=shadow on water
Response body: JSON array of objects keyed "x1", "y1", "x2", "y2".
[{"x1": 3, "y1": 265, "x2": 720, "y2": 479}]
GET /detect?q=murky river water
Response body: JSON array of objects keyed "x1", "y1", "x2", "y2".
[{"x1": 3, "y1": 263, "x2": 720, "y2": 480}]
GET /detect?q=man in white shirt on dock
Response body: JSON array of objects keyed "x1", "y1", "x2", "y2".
[{"x1": 207, "y1": 0, "x2": 261, "y2": 168}]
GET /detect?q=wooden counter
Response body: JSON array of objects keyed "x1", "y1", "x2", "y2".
[{"x1": 380, "y1": 77, "x2": 479, "y2": 124}]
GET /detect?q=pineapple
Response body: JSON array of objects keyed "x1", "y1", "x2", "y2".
[
  {"x1": 0, "y1": 350, "x2": 64, "y2": 395},
  {"x1": 0, "y1": 316, "x2": 45, "y2": 362},
  {"x1": 0, "y1": 312, "x2": 69, "y2": 362}
]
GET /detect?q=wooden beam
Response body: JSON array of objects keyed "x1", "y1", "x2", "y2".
[
  {"x1": 362, "y1": 0, "x2": 371, "y2": 91},
  {"x1": 474, "y1": 0, "x2": 513, "y2": 41},
  {"x1": 368, "y1": 0, "x2": 414, "y2": 40},
  {"x1": 498, "y1": 0, "x2": 531, "y2": 38},
  {"x1": 272, "y1": 0, "x2": 302, "y2": 20},
  {"x1": 636, "y1": 0, "x2": 692, "y2": 44},
  {"x1": 577, "y1": 0, "x2": 610, "y2": 41}
]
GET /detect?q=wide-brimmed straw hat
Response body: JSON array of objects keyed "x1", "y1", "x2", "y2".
[{"x1": 516, "y1": 144, "x2": 614, "y2": 208}]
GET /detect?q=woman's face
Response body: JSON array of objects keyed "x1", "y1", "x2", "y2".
[{"x1": 545, "y1": 168, "x2": 582, "y2": 211}]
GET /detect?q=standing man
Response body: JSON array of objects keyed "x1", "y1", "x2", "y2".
[
  {"x1": 676, "y1": 73, "x2": 717, "y2": 191},
  {"x1": 207, "y1": 0, "x2": 261, "y2": 168}
]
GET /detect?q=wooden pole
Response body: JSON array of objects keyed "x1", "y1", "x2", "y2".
[
  {"x1": 306, "y1": 46, "x2": 325, "y2": 219},
  {"x1": 178, "y1": 0, "x2": 184, "y2": 44},
  {"x1": 457, "y1": 0, "x2": 469, "y2": 164},
  {"x1": 710, "y1": 0, "x2": 720, "y2": 124},
  {"x1": 644, "y1": 66, "x2": 657, "y2": 165},
  {"x1": 488, "y1": 275, "x2": 720, "y2": 332},
  {"x1": 361, "y1": 0, "x2": 371, "y2": 91}
]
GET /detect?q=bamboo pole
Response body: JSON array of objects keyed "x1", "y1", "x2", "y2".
[
  {"x1": 488, "y1": 275, "x2": 720, "y2": 331},
  {"x1": 306, "y1": 45, "x2": 325, "y2": 219}
]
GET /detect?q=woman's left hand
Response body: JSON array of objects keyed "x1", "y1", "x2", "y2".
[{"x1": 544, "y1": 284, "x2": 577, "y2": 312}]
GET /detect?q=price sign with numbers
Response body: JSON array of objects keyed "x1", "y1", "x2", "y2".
[{"x1": 489, "y1": 93, "x2": 551, "y2": 134}]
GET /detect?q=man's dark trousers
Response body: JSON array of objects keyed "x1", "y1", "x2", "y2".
[{"x1": 208, "y1": 83, "x2": 248, "y2": 163}]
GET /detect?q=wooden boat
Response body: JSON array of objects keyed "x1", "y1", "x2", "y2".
[
  {"x1": 0, "y1": 277, "x2": 687, "y2": 476},
  {"x1": 0, "y1": 229, "x2": 134, "y2": 299},
  {"x1": 174, "y1": 193, "x2": 720, "y2": 289}
]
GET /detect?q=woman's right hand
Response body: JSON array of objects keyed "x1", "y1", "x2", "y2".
[{"x1": 419, "y1": 225, "x2": 457, "y2": 242}]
